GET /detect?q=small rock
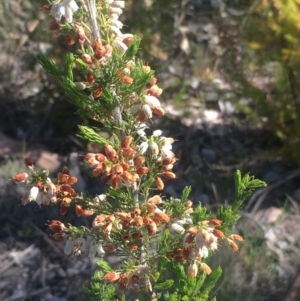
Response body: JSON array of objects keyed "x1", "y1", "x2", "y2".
[
  {"x1": 11, "y1": 283, "x2": 26, "y2": 299},
  {"x1": 56, "y1": 268, "x2": 66, "y2": 278},
  {"x1": 254, "y1": 206, "x2": 282, "y2": 224},
  {"x1": 66, "y1": 268, "x2": 79, "y2": 277},
  {"x1": 44, "y1": 293, "x2": 67, "y2": 301},
  {"x1": 36, "y1": 151, "x2": 61, "y2": 171},
  {"x1": 201, "y1": 148, "x2": 217, "y2": 163}
]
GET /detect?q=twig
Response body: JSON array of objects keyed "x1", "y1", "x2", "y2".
[
  {"x1": 0, "y1": 244, "x2": 35, "y2": 274},
  {"x1": 285, "y1": 194, "x2": 300, "y2": 215},
  {"x1": 211, "y1": 182, "x2": 220, "y2": 203},
  {"x1": 113, "y1": 93, "x2": 124, "y2": 141},
  {"x1": 31, "y1": 267, "x2": 41, "y2": 283},
  {"x1": 3, "y1": 214, "x2": 65, "y2": 257},
  {"x1": 85, "y1": 0, "x2": 101, "y2": 40},
  {"x1": 25, "y1": 220, "x2": 65, "y2": 256}
]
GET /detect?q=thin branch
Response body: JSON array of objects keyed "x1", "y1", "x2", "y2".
[
  {"x1": 113, "y1": 92, "x2": 124, "y2": 141},
  {"x1": 85, "y1": 0, "x2": 101, "y2": 40}
]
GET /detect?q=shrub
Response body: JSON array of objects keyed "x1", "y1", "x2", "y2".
[{"x1": 12, "y1": 1, "x2": 265, "y2": 300}]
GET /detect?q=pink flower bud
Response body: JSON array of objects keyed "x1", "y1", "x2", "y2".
[
  {"x1": 13, "y1": 173, "x2": 28, "y2": 183},
  {"x1": 87, "y1": 73, "x2": 95, "y2": 84},
  {"x1": 66, "y1": 35, "x2": 75, "y2": 45},
  {"x1": 148, "y1": 85, "x2": 163, "y2": 97},
  {"x1": 48, "y1": 220, "x2": 67, "y2": 232},
  {"x1": 200, "y1": 262, "x2": 212, "y2": 275},
  {"x1": 121, "y1": 135, "x2": 133, "y2": 148},
  {"x1": 24, "y1": 157, "x2": 34, "y2": 168},
  {"x1": 155, "y1": 176, "x2": 164, "y2": 190}
]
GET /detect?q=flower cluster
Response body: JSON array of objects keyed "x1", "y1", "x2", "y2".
[
  {"x1": 11, "y1": 1, "x2": 248, "y2": 299},
  {"x1": 83, "y1": 130, "x2": 176, "y2": 192},
  {"x1": 48, "y1": 220, "x2": 68, "y2": 240},
  {"x1": 13, "y1": 171, "x2": 56, "y2": 206},
  {"x1": 14, "y1": 153, "x2": 243, "y2": 281},
  {"x1": 103, "y1": 265, "x2": 150, "y2": 293},
  {"x1": 13, "y1": 165, "x2": 78, "y2": 214},
  {"x1": 167, "y1": 218, "x2": 243, "y2": 277},
  {"x1": 83, "y1": 136, "x2": 146, "y2": 189}
]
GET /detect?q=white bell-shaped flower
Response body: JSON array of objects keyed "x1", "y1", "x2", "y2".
[{"x1": 50, "y1": 0, "x2": 79, "y2": 23}]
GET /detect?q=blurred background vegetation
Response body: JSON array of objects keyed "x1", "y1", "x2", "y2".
[
  {"x1": 3, "y1": 0, "x2": 300, "y2": 162},
  {"x1": 1, "y1": 0, "x2": 300, "y2": 300}
]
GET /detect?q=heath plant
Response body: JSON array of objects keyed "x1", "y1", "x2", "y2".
[{"x1": 12, "y1": 1, "x2": 266, "y2": 300}]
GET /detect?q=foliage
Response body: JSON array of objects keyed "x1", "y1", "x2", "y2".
[
  {"x1": 217, "y1": 171, "x2": 266, "y2": 233},
  {"x1": 214, "y1": 0, "x2": 300, "y2": 164}
]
